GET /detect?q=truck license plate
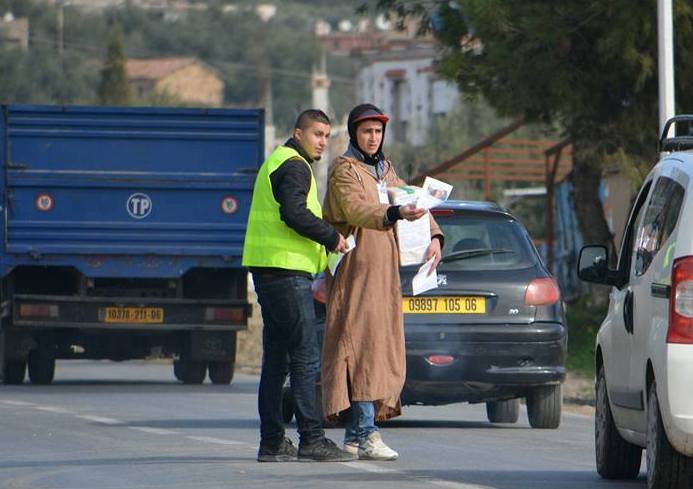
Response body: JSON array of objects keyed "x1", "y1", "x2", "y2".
[
  {"x1": 403, "y1": 296, "x2": 486, "y2": 314},
  {"x1": 99, "y1": 307, "x2": 164, "y2": 324}
]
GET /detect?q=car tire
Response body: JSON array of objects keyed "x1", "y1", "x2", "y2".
[
  {"x1": 208, "y1": 361, "x2": 234, "y2": 385},
  {"x1": 646, "y1": 380, "x2": 693, "y2": 489},
  {"x1": 282, "y1": 386, "x2": 295, "y2": 424},
  {"x1": 486, "y1": 399, "x2": 520, "y2": 423},
  {"x1": 28, "y1": 350, "x2": 55, "y2": 385},
  {"x1": 3, "y1": 359, "x2": 26, "y2": 385},
  {"x1": 173, "y1": 359, "x2": 183, "y2": 382},
  {"x1": 526, "y1": 384, "x2": 562, "y2": 429},
  {"x1": 595, "y1": 366, "x2": 641, "y2": 479}
]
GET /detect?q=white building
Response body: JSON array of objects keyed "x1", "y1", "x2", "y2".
[{"x1": 357, "y1": 47, "x2": 459, "y2": 146}]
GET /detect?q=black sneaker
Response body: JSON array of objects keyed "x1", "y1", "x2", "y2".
[
  {"x1": 257, "y1": 437, "x2": 298, "y2": 462},
  {"x1": 298, "y1": 437, "x2": 358, "y2": 462}
]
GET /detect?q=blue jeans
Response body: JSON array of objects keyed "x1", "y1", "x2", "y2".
[
  {"x1": 344, "y1": 401, "x2": 377, "y2": 444},
  {"x1": 254, "y1": 274, "x2": 324, "y2": 445}
]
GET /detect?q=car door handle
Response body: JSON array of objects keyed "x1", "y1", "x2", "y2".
[{"x1": 651, "y1": 283, "x2": 671, "y2": 299}]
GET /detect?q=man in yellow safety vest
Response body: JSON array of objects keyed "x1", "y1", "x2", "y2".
[{"x1": 243, "y1": 109, "x2": 354, "y2": 463}]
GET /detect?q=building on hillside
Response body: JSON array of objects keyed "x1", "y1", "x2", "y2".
[
  {"x1": 0, "y1": 13, "x2": 29, "y2": 50},
  {"x1": 357, "y1": 46, "x2": 459, "y2": 147},
  {"x1": 126, "y1": 57, "x2": 224, "y2": 107}
]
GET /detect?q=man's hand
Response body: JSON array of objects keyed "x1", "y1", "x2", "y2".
[
  {"x1": 334, "y1": 233, "x2": 349, "y2": 253},
  {"x1": 399, "y1": 204, "x2": 426, "y2": 221},
  {"x1": 425, "y1": 238, "x2": 442, "y2": 275}
]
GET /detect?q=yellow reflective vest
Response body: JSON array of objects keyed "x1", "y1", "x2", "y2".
[{"x1": 242, "y1": 145, "x2": 327, "y2": 274}]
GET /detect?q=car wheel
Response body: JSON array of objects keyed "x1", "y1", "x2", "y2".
[
  {"x1": 3, "y1": 359, "x2": 26, "y2": 385},
  {"x1": 595, "y1": 366, "x2": 641, "y2": 479},
  {"x1": 28, "y1": 350, "x2": 55, "y2": 385},
  {"x1": 282, "y1": 387, "x2": 295, "y2": 424},
  {"x1": 526, "y1": 384, "x2": 562, "y2": 429},
  {"x1": 486, "y1": 399, "x2": 520, "y2": 423},
  {"x1": 647, "y1": 380, "x2": 693, "y2": 488},
  {"x1": 208, "y1": 361, "x2": 234, "y2": 385}
]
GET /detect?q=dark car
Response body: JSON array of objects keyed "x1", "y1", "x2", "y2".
[{"x1": 283, "y1": 200, "x2": 567, "y2": 429}]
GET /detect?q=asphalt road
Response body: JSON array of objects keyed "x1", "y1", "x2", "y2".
[{"x1": 0, "y1": 361, "x2": 646, "y2": 489}]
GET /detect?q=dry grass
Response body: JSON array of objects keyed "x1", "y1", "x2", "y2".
[{"x1": 236, "y1": 284, "x2": 263, "y2": 373}]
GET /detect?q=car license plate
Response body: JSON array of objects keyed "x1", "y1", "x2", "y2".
[
  {"x1": 403, "y1": 296, "x2": 486, "y2": 314},
  {"x1": 99, "y1": 307, "x2": 164, "y2": 324}
]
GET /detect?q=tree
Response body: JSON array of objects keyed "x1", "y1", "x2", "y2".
[
  {"x1": 370, "y1": 0, "x2": 693, "y2": 251},
  {"x1": 97, "y1": 22, "x2": 132, "y2": 106}
]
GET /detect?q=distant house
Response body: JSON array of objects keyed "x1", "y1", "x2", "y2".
[
  {"x1": 0, "y1": 14, "x2": 29, "y2": 51},
  {"x1": 126, "y1": 57, "x2": 224, "y2": 107},
  {"x1": 357, "y1": 45, "x2": 460, "y2": 147}
]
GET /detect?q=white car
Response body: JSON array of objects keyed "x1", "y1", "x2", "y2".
[{"x1": 578, "y1": 115, "x2": 693, "y2": 489}]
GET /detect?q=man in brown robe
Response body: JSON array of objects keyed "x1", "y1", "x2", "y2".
[{"x1": 321, "y1": 104, "x2": 443, "y2": 461}]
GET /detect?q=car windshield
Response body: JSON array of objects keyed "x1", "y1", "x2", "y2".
[{"x1": 433, "y1": 213, "x2": 537, "y2": 271}]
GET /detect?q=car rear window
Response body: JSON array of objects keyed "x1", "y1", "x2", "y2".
[{"x1": 434, "y1": 213, "x2": 537, "y2": 271}]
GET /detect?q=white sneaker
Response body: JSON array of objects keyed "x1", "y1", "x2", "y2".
[
  {"x1": 358, "y1": 432, "x2": 399, "y2": 461},
  {"x1": 343, "y1": 441, "x2": 359, "y2": 456}
]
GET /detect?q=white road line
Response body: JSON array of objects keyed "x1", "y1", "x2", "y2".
[
  {"x1": 186, "y1": 436, "x2": 247, "y2": 446},
  {"x1": 34, "y1": 405, "x2": 74, "y2": 414},
  {"x1": 344, "y1": 461, "x2": 493, "y2": 489},
  {"x1": 129, "y1": 427, "x2": 180, "y2": 435},
  {"x1": 1, "y1": 400, "x2": 36, "y2": 407},
  {"x1": 75, "y1": 415, "x2": 124, "y2": 425}
]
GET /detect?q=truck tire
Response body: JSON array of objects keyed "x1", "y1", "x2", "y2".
[
  {"x1": 526, "y1": 384, "x2": 562, "y2": 429},
  {"x1": 3, "y1": 359, "x2": 26, "y2": 385},
  {"x1": 28, "y1": 351, "x2": 56, "y2": 385},
  {"x1": 178, "y1": 359, "x2": 206, "y2": 384},
  {"x1": 208, "y1": 361, "x2": 234, "y2": 385},
  {"x1": 486, "y1": 399, "x2": 520, "y2": 423},
  {"x1": 595, "y1": 366, "x2": 641, "y2": 479},
  {"x1": 647, "y1": 380, "x2": 693, "y2": 488}
]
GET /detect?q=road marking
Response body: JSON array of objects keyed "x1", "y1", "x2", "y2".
[
  {"x1": 344, "y1": 461, "x2": 494, "y2": 489},
  {"x1": 1, "y1": 400, "x2": 36, "y2": 407},
  {"x1": 75, "y1": 415, "x2": 123, "y2": 425},
  {"x1": 34, "y1": 405, "x2": 74, "y2": 414},
  {"x1": 129, "y1": 427, "x2": 180, "y2": 435},
  {"x1": 186, "y1": 436, "x2": 247, "y2": 446}
]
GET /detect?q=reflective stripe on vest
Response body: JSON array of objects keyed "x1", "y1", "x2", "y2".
[{"x1": 242, "y1": 145, "x2": 327, "y2": 274}]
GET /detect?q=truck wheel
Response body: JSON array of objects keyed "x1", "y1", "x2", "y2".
[
  {"x1": 595, "y1": 366, "x2": 641, "y2": 479},
  {"x1": 173, "y1": 360, "x2": 183, "y2": 382},
  {"x1": 28, "y1": 351, "x2": 56, "y2": 385},
  {"x1": 526, "y1": 384, "x2": 562, "y2": 429},
  {"x1": 647, "y1": 380, "x2": 693, "y2": 488},
  {"x1": 3, "y1": 359, "x2": 26, "y2": 385},
  {"x1": 178, "y1": 359, "x2": 206, "y2": 384},
  {"x1": 486, "y1": 399, "x2": 520, "y2": 423},
  {"x1": 208, "y1": 361, "x2": 234, "y2": 385}
]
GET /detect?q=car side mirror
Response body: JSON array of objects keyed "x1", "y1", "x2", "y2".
[{"x1": 578, "y1": 245, "x2": 611, "y2": 284}]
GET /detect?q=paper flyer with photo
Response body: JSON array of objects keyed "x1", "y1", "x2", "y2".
[{"x1": 417, "y1": 176, "x2": 453, "y2": 210}]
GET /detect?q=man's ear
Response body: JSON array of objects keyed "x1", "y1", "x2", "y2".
[{"x1": 292, "y1": 127, "x2": 302, "y2": 141}]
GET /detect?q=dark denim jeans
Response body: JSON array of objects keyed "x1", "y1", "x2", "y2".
[{"x1": 254, "y1": 274, "x2": 324, "y2": 445}]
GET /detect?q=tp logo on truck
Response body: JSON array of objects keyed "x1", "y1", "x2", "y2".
[{"x1": 127, "y1": 193, "x2": 152, "y2": 219}]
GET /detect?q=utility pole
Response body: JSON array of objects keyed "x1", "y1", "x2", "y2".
[
  {"x1": 658, "y1": 0, "x2": 675, "y2": 137},
  {"x1": 57, "y1": 1, "x2": 64, "y2": 55}
]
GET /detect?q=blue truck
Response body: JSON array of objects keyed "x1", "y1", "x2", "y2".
[{"x1": 0, "y1": 104, "x2": 263, "y2": 385}]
